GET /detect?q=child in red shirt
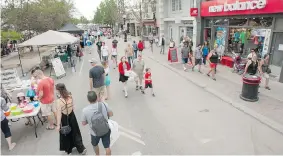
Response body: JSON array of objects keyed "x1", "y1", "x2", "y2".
[{"x1": 141, "y1": 68, "x2": 155, "y2": 97}]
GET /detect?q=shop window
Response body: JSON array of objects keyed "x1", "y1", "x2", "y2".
[
  {"x1": 229, "y1": 18, "x2": 248, "y2": 26},
  {"x1": 249, "y1": 17, "x2": 273, "y2": 27},
  {"x1": 204, "y1": 19, "x2": 213, "y2": 27},
  {"x1": 214, "y1": 19, "x2": 229, "y2": 26},
  {"x1": 204, "y1": 28, "x2": 211, "y2": 42}
]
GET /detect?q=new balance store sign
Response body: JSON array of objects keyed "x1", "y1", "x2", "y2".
[
  {"x1": 201, "y1": 0, "x2": 283, "y2": 17},
  {"x1": 190, "y1": 8, "x2": 198, "y2": 17}
]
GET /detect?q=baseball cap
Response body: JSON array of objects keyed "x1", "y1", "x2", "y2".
[{"x1": 88, "y1": 58, "x2": 98, "y2": 64}]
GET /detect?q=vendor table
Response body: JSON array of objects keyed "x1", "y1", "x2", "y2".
[{"x1": 6, "y1": 106, "x2": 44, "y2": 138}]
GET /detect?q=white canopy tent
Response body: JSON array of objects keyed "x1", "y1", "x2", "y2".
[
  {"x1": 16, "y1": 30, "x2": 79, "y2": 76},
  {"x1": 18, "y1": 30, "x2": 79, "y2": 47}
]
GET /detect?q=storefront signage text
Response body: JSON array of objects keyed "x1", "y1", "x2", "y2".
[{"x1": 209, "y1": 0, "x2": 266, "y2": 13}]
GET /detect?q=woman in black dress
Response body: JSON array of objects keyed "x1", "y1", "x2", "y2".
[{"x1": 55, "y1": 83, "x2": 86, "y2": 155}]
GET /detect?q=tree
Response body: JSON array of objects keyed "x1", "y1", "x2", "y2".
[
  {"x1": 1, "y1": 30, "x2": 23, "y2": 42},
  {"x1": 79, "y1": 16, "x2": 89, "y2": 24},
  {"x1": 93, "y1": 0, "x2": 119, "y2": 27},
  {"x1": 1, "y1": 0, "x2": 76, "y2": 34}
]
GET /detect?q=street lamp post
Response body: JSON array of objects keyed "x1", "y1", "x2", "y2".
[{"x1": 123, "y1": 15, "x2": 127, "y2": 42}]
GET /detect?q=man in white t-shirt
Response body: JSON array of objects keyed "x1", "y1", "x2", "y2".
[
  {"x1": 111, "y1": 45, "x2": 118, "y2": 69},
  {"x1": 101, "y1": 42, "x2": 109, "y2": 62}
]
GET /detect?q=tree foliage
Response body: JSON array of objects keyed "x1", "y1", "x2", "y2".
[
  {"x1": 1, "y1": 30, "x2": 23, "y2": 41},
  {"x1": 93, "y1": 0, "x2": 119, "y2": 26},
  {"x1": 1, "y1": 0, "x2": 76, "y2": 33}
]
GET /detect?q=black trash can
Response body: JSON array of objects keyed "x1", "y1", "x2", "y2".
[{"x1": 240, "y1": 74, "x2": 261, "y2": 102}]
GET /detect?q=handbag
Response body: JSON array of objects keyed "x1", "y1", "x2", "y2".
[
  {"x1": 59, "y1": 99, "x2": 72, "y2": 135},
  {"x1": 79, "y1": 51, "x2": 84, "y2": 57}
]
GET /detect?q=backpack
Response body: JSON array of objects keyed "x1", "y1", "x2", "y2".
[{"x1": 91, "y1": 103, "x2": 109, "y2": 136}]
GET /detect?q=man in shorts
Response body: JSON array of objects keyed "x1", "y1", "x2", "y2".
[
  {"x1": 89, "y1": 58, "x2": 106, "y2": 101},
  {"x1": 82, "y1": 91, "x2": 113, "y2": 156},
  {"x1": 33, "y1": 69, "x2": 56, "y2": 130},
  {"x1": 181, "y1": 43, "x2": 190, "y2": 71},
  {"x1": 132, "y1": 54, "x2": 145, "y2": 91},
  {"x1": 192, "y1": 44, "x2": 203, "y2": 73}
]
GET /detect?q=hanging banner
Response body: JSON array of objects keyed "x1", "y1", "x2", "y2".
[{"x1": 261, "y1": 29, "x2": 271, "y2": 57}]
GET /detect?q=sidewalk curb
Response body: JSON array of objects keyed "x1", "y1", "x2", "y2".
[{"x1": 147, "y1": 56, "x2": 283, "y2": 135}]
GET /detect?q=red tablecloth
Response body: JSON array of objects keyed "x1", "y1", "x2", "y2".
[{"x1": 221, "y1": 56, "x2": 234, "y2": 68}]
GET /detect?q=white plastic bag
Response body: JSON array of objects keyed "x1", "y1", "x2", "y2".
[
  {"x1": 128, "y1": 71, "x2": 137, "y2": 82},
  {"x1": 108, "y1": 119, "x2": 120, "y2": 147}
]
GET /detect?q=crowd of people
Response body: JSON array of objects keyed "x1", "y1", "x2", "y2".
[
  {"x1": 174, "y1": 35, "x2": 271, "y2": 88},
  {"x1": 1, "y1": 32, "x2": 272, "y2": 155}
]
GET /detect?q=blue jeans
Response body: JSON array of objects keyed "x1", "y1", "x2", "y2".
[
  {"x1": 134, "y1": 50, "x2": 138, "y2": 59},
  {"x1": 128, "y1": 56, "x2": 133, "y2": 67}
]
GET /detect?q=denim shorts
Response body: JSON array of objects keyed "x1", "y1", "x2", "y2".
[
  {"x1": 91, "y1": 129, "x2": 111, "y2": 148},
  {"x1": 182, "y1": 58, "x2": 188, "y2": 64}
]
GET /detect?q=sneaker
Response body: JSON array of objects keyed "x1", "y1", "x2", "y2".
[
  {"x1": 183, "y1": 67, "x2": 187, "y2": 71},
  {"x1": 139, "y1": 86, "x2": 143, "y2": 90},
  {"x1": 265, "y1": 86, "x2": 271, "y2": 90},
  {"x1": 198, "y1": 70, "x2": 202, "y2": 74},
  {"x1": 81, "y1": 149, "x2": 87, "y2": 155},
  {"x1": 141, "y1": 90, "x2": 145, "y2": 94},
  {"x1": 9, "y1": 143, "x2": 16, "y2": 151},
  {"x1": 136, "y1": 86, "x2": 139, "y2": 90}
]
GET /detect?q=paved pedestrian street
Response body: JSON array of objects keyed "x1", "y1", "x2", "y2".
[{"x1": 1, "y1": 38, "x2": 283, "y2": 155}]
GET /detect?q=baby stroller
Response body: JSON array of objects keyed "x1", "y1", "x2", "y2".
[{"x1": 232, "y1": 52, "x2": 246, "y2": 75}]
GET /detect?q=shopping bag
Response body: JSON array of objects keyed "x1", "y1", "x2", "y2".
[
  {"x1": 124, "y1": 70, "x2": 130, "y2": 77},
  {"x1": 128, "y1": 71, "x2": 137, "y2": 82},
  {"x1": 105, "y1": 75, "x2": 111, "y2": 86},
  {"x1": 79, "y1": 51, "x2": 84, "y2": 57},
  {"x1": 108, "y1": 119, "x2": 120, "y2": 147},
  {"x1": 26, "y1": 89, "x2": 36, "y2": 97}
]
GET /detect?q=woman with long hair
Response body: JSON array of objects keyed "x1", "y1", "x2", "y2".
[
  {"x1": 118, "y1": 56, "x2": 131, "y2": 98},
  {"x1": 201, "y1": 41, "x2": 209, "y2": 65},
  {"x1": 55, "y1": 83, "x2": 87, "y2": 155}
]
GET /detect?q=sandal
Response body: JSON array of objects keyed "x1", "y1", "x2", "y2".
[{"x1": 46, "y1": 126, "x2": 55, "y2": 130}]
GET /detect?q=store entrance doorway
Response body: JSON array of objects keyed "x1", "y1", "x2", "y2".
[
  {"x1": 271, "y1": 32, "x2": 283, "y2": 67},
  {"x1": 270, "y1": 32, "x2": 283, "y2": 82}
]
